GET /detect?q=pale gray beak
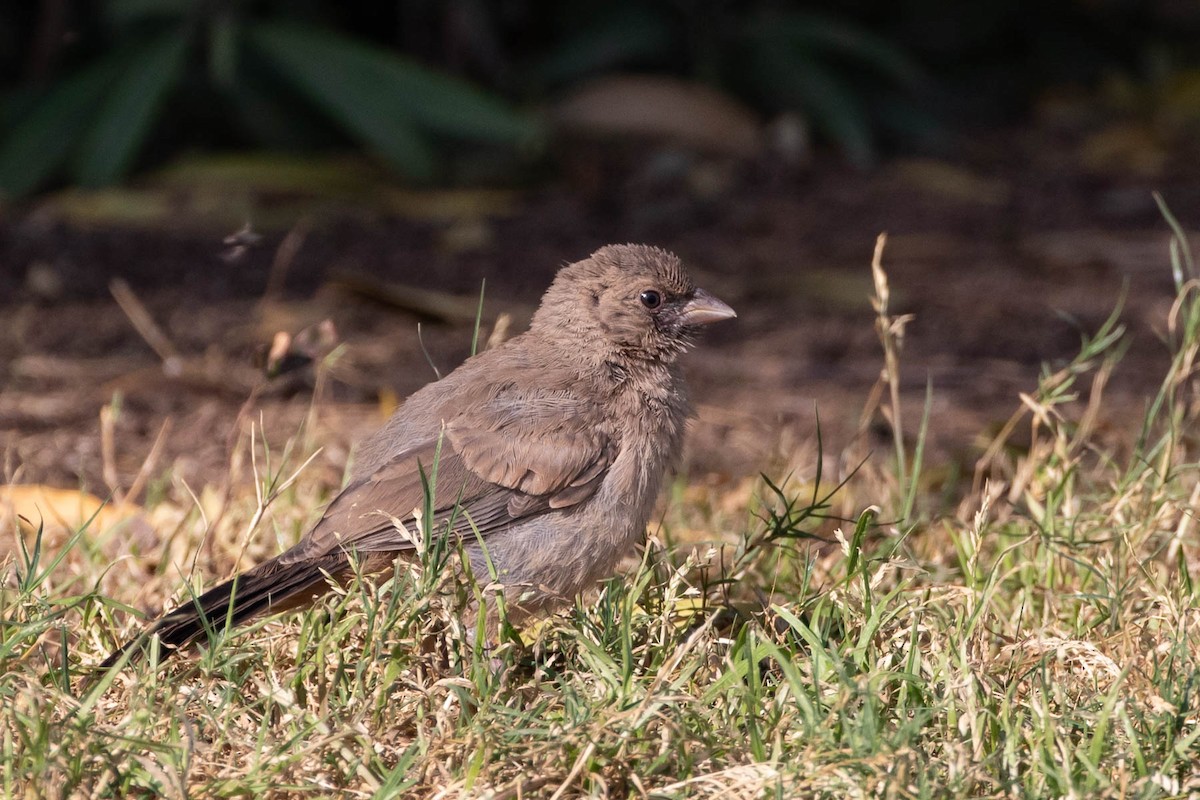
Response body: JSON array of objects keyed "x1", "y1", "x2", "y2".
[{"x1": 679, "y1": 288, "x2": 737, "y2": 326}]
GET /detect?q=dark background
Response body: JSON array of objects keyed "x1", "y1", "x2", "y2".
[{"x1": 4, "y1": 0, "x2": 1199, "y2": 196}]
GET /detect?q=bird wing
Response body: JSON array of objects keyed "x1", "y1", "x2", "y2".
[{"x1": 290, "y1": 389, "x2": 613, "y2": 560}]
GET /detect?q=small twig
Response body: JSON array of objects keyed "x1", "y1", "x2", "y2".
[
  {"x1": 125, "y1": 417, "x2": 173, "y2": 506},
  {"x1": 330, "y1": 270, "x2": 504, "y2": 324},
  {"x1": 1072, "y1": 355, "x2": 1116, "y2": 456},
  {"x1": 549, "y1": 741, "x2": 596, "y2": 800},
  {"x1": 226, "y1": 381, "x2": 267, "y2": 456},
  {"x1": 868, "y1": 234, "x2": 915, "y2": 493},
  {"x1": 261, "y1": 219, "x2": 309, "y2": 305},
  {"x1": 99, "y1": 401, "x2": 121, "y2": 504},
  {"x1": 109, "y1": 278, "x2": 180, "y2": 366},
  {"x1": 491, "y1": 776, "x2": 556, "y2": 800},
  {"x1": 971, "y1": 360, "x2": 1074, "y2": 495},
  {"x1": 235, "y1": 427, "x2": 324, "y2": 572},
  {"x1": 417, "y1": 323, "x2": 442, "y2": 380}
]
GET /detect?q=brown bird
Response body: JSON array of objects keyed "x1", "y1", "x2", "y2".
[{"x1": 100, "y1": 244, "x2": 735, "y2": 671}]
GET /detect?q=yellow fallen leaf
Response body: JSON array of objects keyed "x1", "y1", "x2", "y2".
[
  {"x1": 0, "y1": 485, "x2": 139, "y2": 534},
  {"x1": 0, "y1": 485, "x2": 147, "y2": 566}
]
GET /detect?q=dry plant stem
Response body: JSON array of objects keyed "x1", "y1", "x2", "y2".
[
  {"x1": 100, "y1": 408, "x2": 173, "y2": 508},
  {"x1": 973, "y1": 329, "x2": 1123, "y2": 496},
  {"x1": 1072, "y1": 357, "x2": 1115, "y2": 456},
  {"x1": 550, "y1": 741, "x2": 598, "y2": 800},
  {"x1": 330, "y1": 271, "x2": 504, "y2": 324},
  {"x1": 1163, "y1": 278, "x2": 1200, "y2": 465},
  {"x1": 303, "y1": 351, "x2": 333, "y2": 454},
  {"x1": 1167, "y1": 480, "x2": 1200, "y2": 561},
  {"x1": 125, "y1": 417, "x2": 173, "y2": 505},
  {"x1": 234, "y1": 421, "x2": 324, "y2": 573},
  {"x1": 261, "y1": 218, "x2": 310, "y2": 305},
  {"x1": 868, "y1": 234, "x2": 915, "y2": 494},
  {"x1": 195, "y1": 386, "x2": 266, "y2": 571},
  {"x1": 972, "y1": 360, "x2": 1082, "y2": 495},
  {"x1": 99, "y1": 402, "x2": 120, "y2": 504},
  {"x1": 202, "y1": 333, "x2": 329, "y2": 581},
  {"x1": 109, "y1": 277, "x2": 180, "y2": 365},
  {"x1": 491, "y1": 776, "x2": 556, "y2": 800}
]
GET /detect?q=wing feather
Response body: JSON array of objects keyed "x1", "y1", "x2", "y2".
[{"x1": 294, "y1": 389, "x2": 613, "y2": 559}]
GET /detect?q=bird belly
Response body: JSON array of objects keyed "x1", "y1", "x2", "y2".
[
  {"x1": 462, "y1": 441, "x2": 670, "y2": 611},
  {"x1": 462, "y1": 504, "x2": 633, "y2": 606}
]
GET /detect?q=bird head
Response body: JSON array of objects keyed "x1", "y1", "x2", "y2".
[{"x1": 531, "y1": 244, "x2": 736, "y2": 364}]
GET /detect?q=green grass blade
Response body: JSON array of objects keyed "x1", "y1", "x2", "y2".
[
  {"x1": 1154, "y1": 191, "x2": 1196, "y2": 284},
  {"x1": 470, "y1": 279, "x2": 486, "y2": 357},
  {"x1": 901, "y1": 378, "x2": 933, "y2": 523}
]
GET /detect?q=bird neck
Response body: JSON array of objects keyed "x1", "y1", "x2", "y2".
[
  {"x1": 520, "y1": 327, "x2": 684, "y2": 402},
  {"x1": 602, "y1": 352, "x2": 686, "y2": 412}
]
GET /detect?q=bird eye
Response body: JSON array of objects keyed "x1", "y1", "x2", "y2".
[{"x1": 639, "y1": 290, "x2": 662, "y2": 309}]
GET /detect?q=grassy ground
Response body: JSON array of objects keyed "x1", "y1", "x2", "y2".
[{"x1": 4, "y1": 222, "x2": 1200, "y2": 799}]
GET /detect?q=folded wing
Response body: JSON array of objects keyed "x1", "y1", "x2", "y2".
[{"x1": 289, "y1": 388, "x2": 614, "y2": 561}]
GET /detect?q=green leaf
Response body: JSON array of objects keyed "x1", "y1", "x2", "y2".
[
  {"x1": 246, "y1": 23, "x2": 434, "y2": 180},
  {"x1": 247, "y1": 22, "x2": 538, "y2": 180},
  {"x1": 72, "y1": 30, "x2": 190, "y2": 187},
  {"x1": 0, "y1": 59, "x2": 123, "y2": 197}
]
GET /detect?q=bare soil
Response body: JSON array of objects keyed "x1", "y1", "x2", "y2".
[{"x1": 3, "y1": 126, "x2": 1199, "y2": 508}]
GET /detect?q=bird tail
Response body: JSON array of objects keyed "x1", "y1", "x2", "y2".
[{"x1": 97, "y1": 555, "x2": 338, "y2": 673}]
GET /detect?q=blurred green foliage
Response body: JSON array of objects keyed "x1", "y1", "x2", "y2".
[
  {"x1": 0, "y1": 0, "x2": 1194, "y2": 196},
  {"x1": 0, "y1": 2, "x2": 540, "y2": 196},
  {"x1": 525, "y1": 2, "x2": 928, "y2": 167}
]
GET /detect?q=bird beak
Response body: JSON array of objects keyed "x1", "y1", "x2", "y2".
[{"x1": 679, "y1": 288, "x2": 737, "y2": 326}]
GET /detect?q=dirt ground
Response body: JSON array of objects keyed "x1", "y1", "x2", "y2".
[{"x1": 2, "y1": 125, "x2": 1199, "y2": 510}]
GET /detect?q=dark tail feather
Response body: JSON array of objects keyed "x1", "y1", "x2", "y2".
[{"x1": 97, "y1": 556, "x2": 339, "y2": 673}]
